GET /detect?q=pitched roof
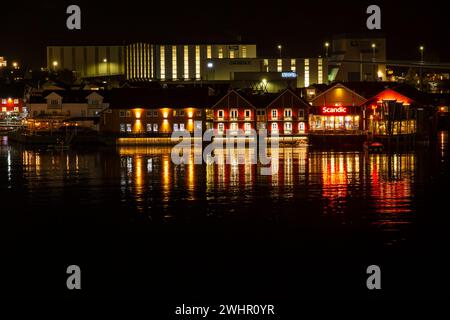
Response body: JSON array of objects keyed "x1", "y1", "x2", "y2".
[
  {"x1": 310, "y1": 83, "x2": 367, "y2": 106},
  {"x1": 108, "y1": 87, "x2": 210, "y2": 109},
  {"x1": 266, "y1": 88, "x2": 310, "y2": 109},
  {"x1": 29, "y1": 90, "x2": 106, "y2": 103}
]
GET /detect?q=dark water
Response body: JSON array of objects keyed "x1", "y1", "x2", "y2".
[{"x1": 1, "y1": 133, "x2": 450, "y2": 301}]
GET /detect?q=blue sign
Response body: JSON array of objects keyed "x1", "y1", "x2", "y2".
[{"x1": 281, "y1": 72, "x2": 297, "y2": 78}]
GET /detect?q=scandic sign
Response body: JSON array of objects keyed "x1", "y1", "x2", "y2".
[{"x1": 321, "y1": 106, "x2": 348, "y2": 115}]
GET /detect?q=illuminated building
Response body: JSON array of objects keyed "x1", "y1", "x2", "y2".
[
  {"x1": 0, "y1": 57, "x2": 7, "y2": 67},
  {"x1": 212, "y1": 89, "x2": 309, "y2": 136},
  {"x1": 46, "y1": 45, "x2": 125, "y2": 78},
  {"x1": 26, "y1": 90, "x2": 107, "y2": 131},
  {"x1": 100, "y1": 87, "x2": 209, "y2": 136},
  {"x1": 126, "y1": 43, "x2": 256, "y2": 81},
  {"x1": 204, "y1": 57, "x2": 327, "y2": 89},
  {"x1": 0, "y1": 84, "x2": 25, "y2": 115},
  {"x1": 308, "y1": 83, "x2": 366, "y2": 134},
  {"x1": 328, "y1": 34, "x2": 387, "y2": 82},
  {"x1": 364, "y1": 88, "x2": 418, "y2": 136},
  {"x1": 47, "y1": 44, "x2": 256, "y2": 81},
  {"x1": 266, "y1": 89, "x2": 309, "y2": 135}
]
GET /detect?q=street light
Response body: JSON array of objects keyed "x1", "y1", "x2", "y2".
[
  {"x1": 324, "y1": 42, "x2": 330, "y2": 58},
  {"x1": 103, "y1": 58, "x2": 108, "y2": 63},
  {"x1": 419, "y1": 45, "x2": 424, "y2": 62},
  {"x1": 12, "y1": 62, "x2": 18, "y2": 69},
  {"x1": 371, "y1": 43, "x2": 376, "y2": 60},
  {"x1": 419, "y1": 45, "x2": 425, "y2": 91},
  {"x1": 277, "y1": 45, "x2": 282, "y2": 58},
  {"x1": 53, "y1": 61, "x2": 59, "y2": 69}
]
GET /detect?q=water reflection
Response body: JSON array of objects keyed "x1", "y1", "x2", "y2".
[{"x1": 1, "y1": 133, "x2": 448, "y2": 246}]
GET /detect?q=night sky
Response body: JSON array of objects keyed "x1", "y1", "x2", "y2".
[{"x1": 1, "y1": 0, "x2": 449, "y2": 68}]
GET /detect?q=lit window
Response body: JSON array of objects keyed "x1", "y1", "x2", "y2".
[
  {"x1": 284, "y1": 122, "x2": 292, "y2": 133},
  {"x1": 173, "y1": 123, "x2": 179, "y2": 131},
  {"x1": 218, "y1": 47, "x2": 223, "y2": 59},
  {"x1": 195, "y1": 45, "x2": 201, "y2": 80},
  {"x1": 120, "y1": 124, "x2": 126, "y2": 132},
  {"x1": 146, "y1": 123, "x2": 152, "y2": 132},
  {"x1": 263, "y1": 59, "x2": 269, "y2": 72},
  {"x1": 244, "y1": 122, "x2": 251, "y2": 134},
  {"x1": 298, "y1": 122, "x2": 305, "y2": 134},
  {"x1": 160, "y1": 46, "x2": 165, "y2": 80},
  {"x1": 244, "y1": 109, "x2": 251, "y2": 119},
  {"x1": 2, "y1": 107, "x2": 6, "y2": 112},
  {"x1": 172, "y1": 46, "x2": 177, "y2": 80},
  {"x1": 272, "y1": 109, "x2": 278, "y2": 119},
  {"x1": 230, "y1": 109, "x2": 238, "y2": 119},
  {"x1": 126, "y1": 124, "x2": 132, "y2": 133},
  {"x1": 230, "y1": 122, "x2": 238, "y2": 133},
  {"x1": 196, "y1": 111, "x2": 202, "y2": 117},
  {"x1": 318, "y1": 58, "x2": 323, "y2": 84},
  {"x1": 291, "y1": 59, "x2": 296, "y2": 72},
  {"x1": 14, "y1": 99, "x2": 19, "y2": 104},
  {"x1": 1, "y1": 99, "x2": 6, "y2": 105},
  {"x1": 218, "y1": 123, "x2": 224, "y2": 133},
  {"x1": 284, "y1": 109, "x2": 292, "y2": 118},
  {"x1": 14, "y1": 107, "x2": 19, "y2": 112},
  {"x1": 242, "y1": 46, "x2": 247, "y2": 58},
  {"x1": 180, "y1": 123, "x2": 185, "y2": 131},
  {"x1": 277, "y1": 59, "x2": 282, "y2": 72},
  {"x1": 271, "y1": 122, "x2": 278, "y2": 132},
  {"x1": 304, "y1": 59, "x2": 310, "y2": 87},
  {"x1": 184, "y1": 45, "x2": 189, "y2": 80},
  {"x1": 207, "y1": 45, "x2": 212, "y2": 59},
  {"x1": 126, "y1": 111, "x2": 131, "y2": 117},
  {"x1": 218, "y1": 110, "x2": 224, "y2": 119},
  {"x1": 229, "y1": 50, "x2": 235, "y2": 59},
  {"x1": 153, "y1": 124, "x2": 158, "y2": 132}
]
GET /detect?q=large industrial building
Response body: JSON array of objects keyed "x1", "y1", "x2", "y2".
[
  {"x1": 46, "y1": 35, "x2": 384, "y2": 89},
  {"x1": 329, "y1": 34, "x2": 386, "y2": 82}
]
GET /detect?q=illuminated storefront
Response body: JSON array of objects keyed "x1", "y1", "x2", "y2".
[
  {"x1": 308, "y1": 84, "x2": 367, "y2": 134},
  {"x1": 364, "y1": 89, "x2": 417, "y2": 136},
  {"x1": 309, "y1": 106, "x2": 361, "y2": 131}
]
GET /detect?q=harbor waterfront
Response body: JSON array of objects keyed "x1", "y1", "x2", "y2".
[
  {"x1": 1, "y1": 131, "x2": 449, "y2": 298},
  {"x1": 2, "y1": 2, "x2": 450, "y2": 302}
]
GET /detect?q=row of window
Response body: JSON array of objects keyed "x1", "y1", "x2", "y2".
[
  {"x1": 119, "y1": 122, "x2": 203, "y2": 133},
  {"x1": 217, "y1": 122, "x2": 306, "y2": 133},
  {"x1": 217, "y1": 109, "x2": 252, "y2": 119},
  {"x1": 118, "y1": 110, "x2": 202, "y2": 118},
  {"x1": 217, "y1": 109, "x2": 305, "y2": 119},
  {"x1": 1, "y1": 107, "x2": 20, "y2": 112},
  {"x1": 1, "y1": 99, "x2": 20, "y2": 105}
]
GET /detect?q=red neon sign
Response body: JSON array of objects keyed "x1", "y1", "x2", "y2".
[{"x1": 321, "y1": 106, "x2": 348, "y2": 115}]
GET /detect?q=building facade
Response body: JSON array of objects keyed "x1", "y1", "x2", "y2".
[
  {"x1": 329, "y1": 34, "x2": 387, "y2": 82},
  {"x1": 47, "y1": 46, "x2": 125, "y2": 78},
  {"x1": 28, "y1": 90, "x2": 107, "y2": 118},
  {"x1": 308, "y1": 83, "x2": 367, "y2": 134},
  {"x1": 125, "y1": 43, "x2": 257, "y2": 81},
  {"x1": 0, "y1": 84, "x2": 25, "y2": 116},
  {"x1": 100, "y1": 88, "x2": 210, "y2": 135},
  {"x1": 211, "y1": 89, "x2": 309, "y2": 136},
  {"x1": 204, "y1": 57, "x2": 327, "y2": 89}
]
